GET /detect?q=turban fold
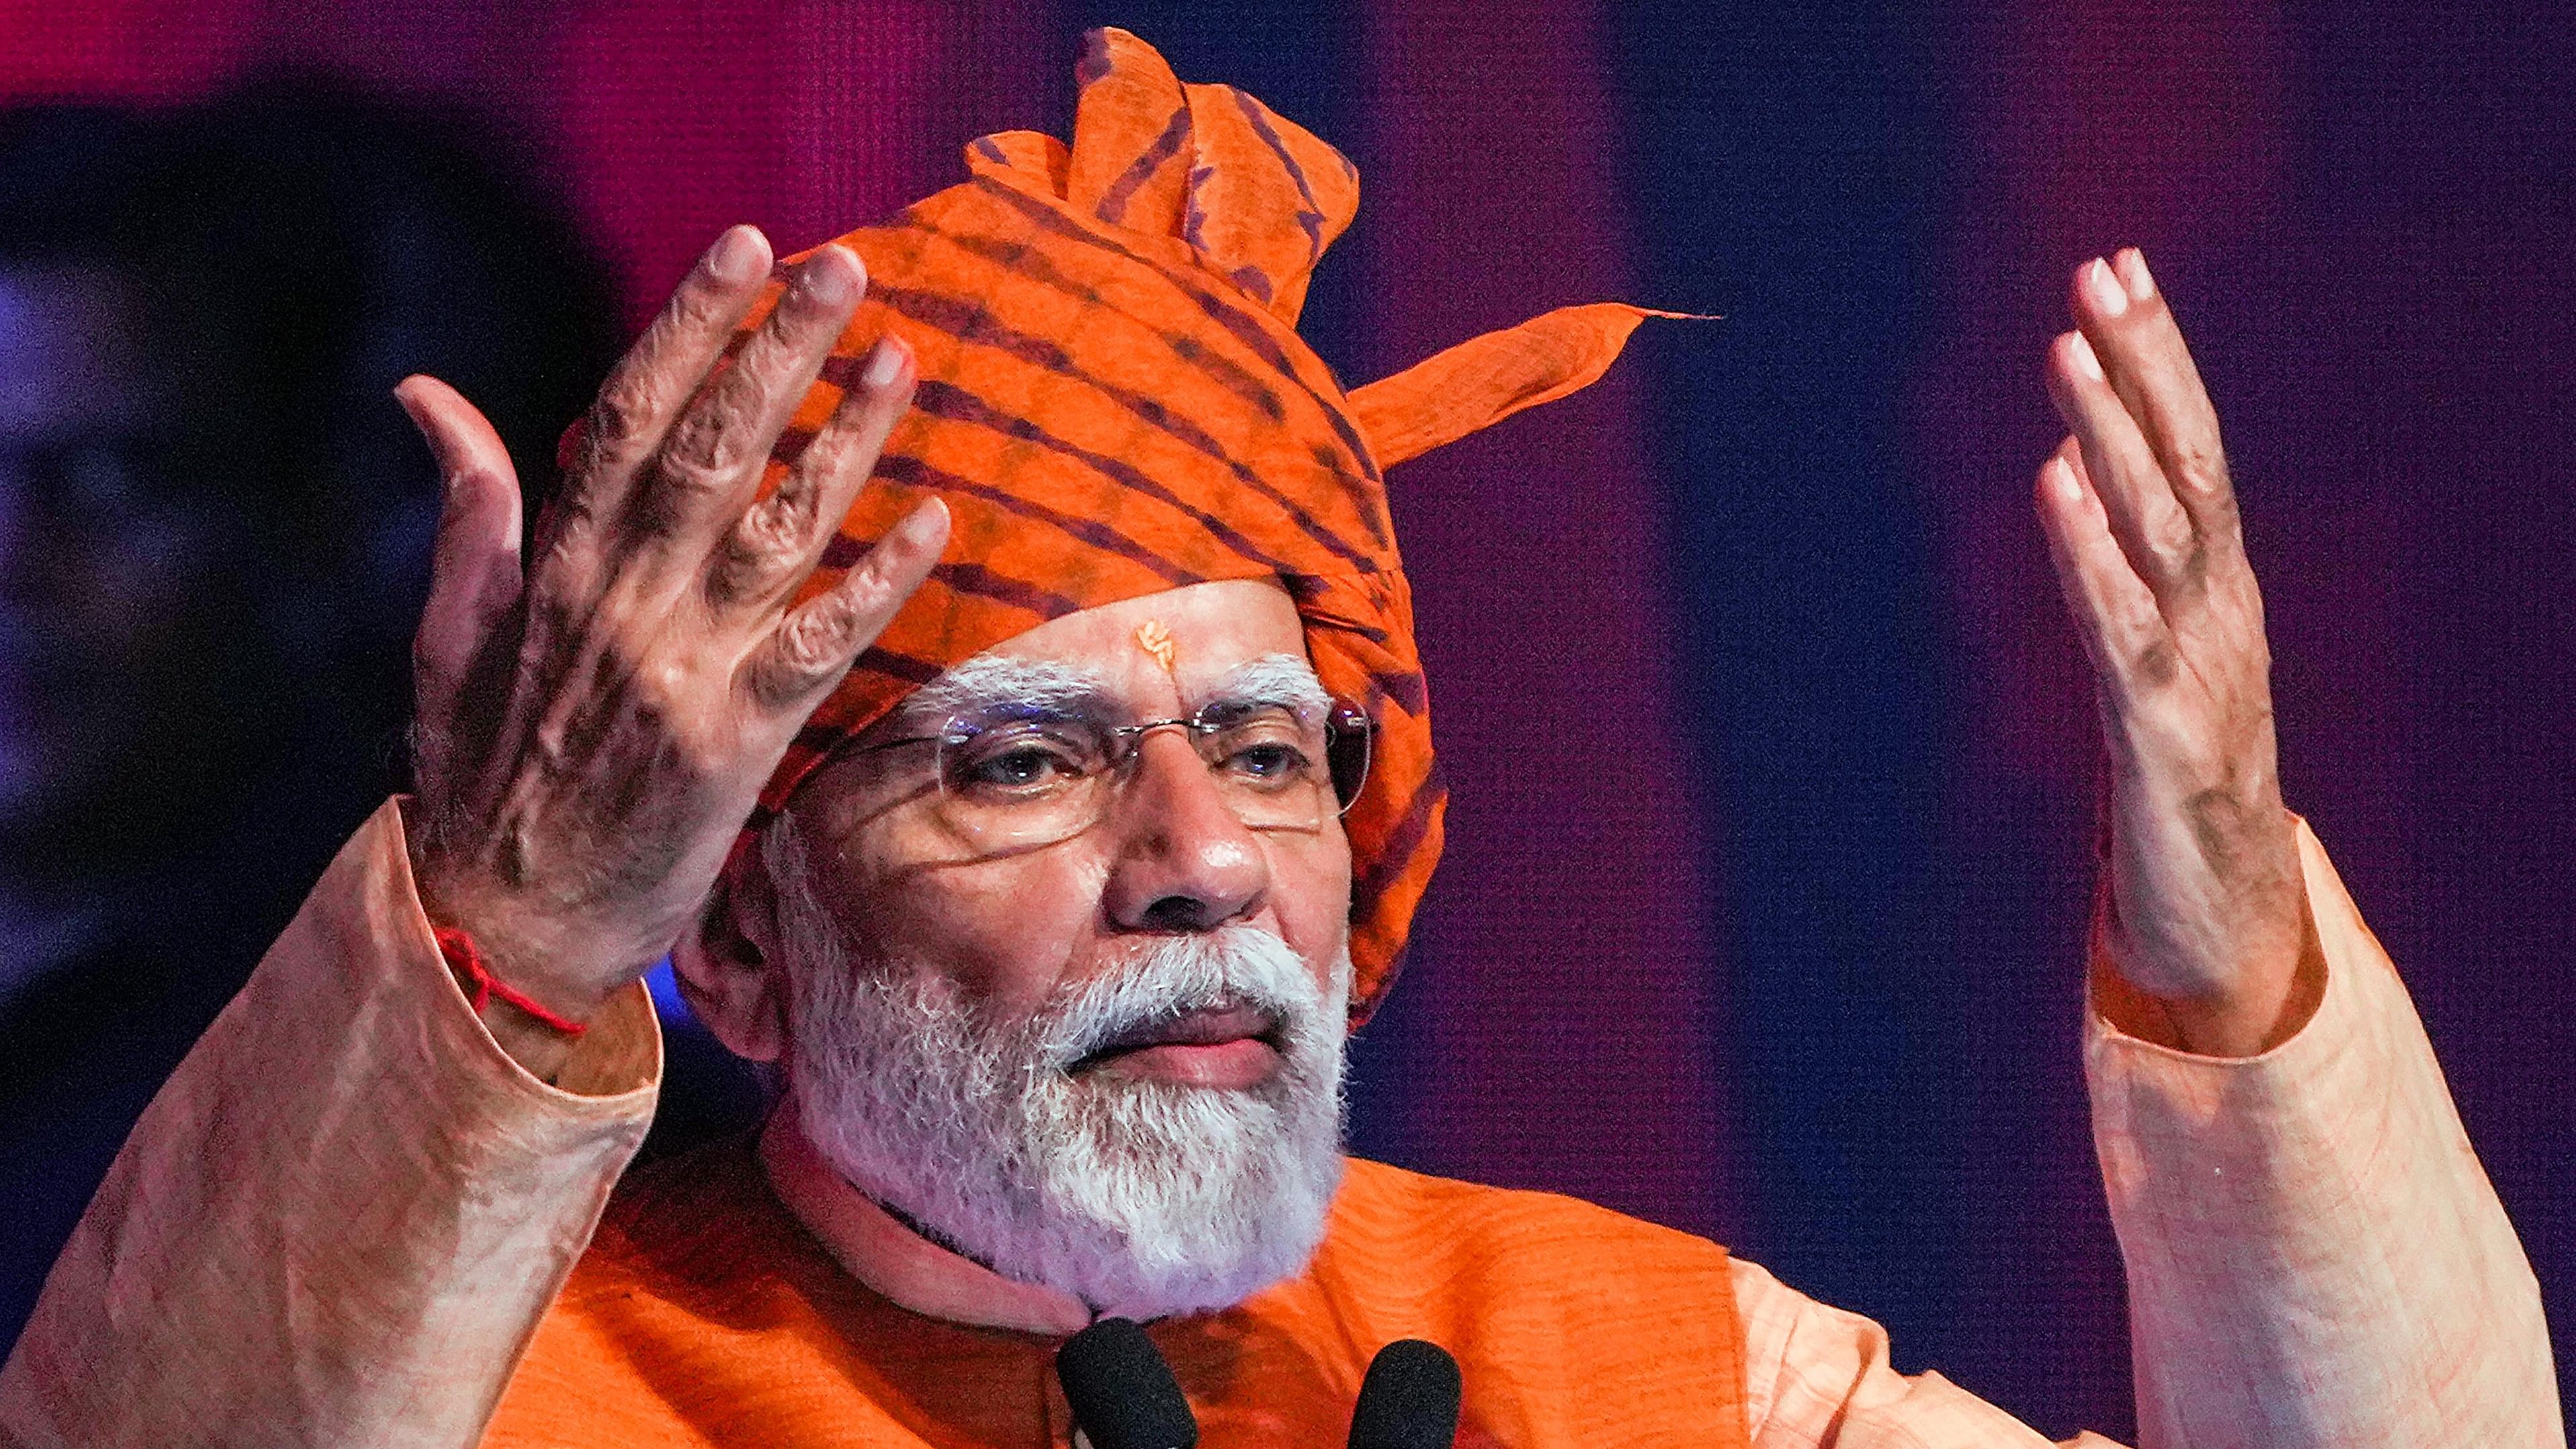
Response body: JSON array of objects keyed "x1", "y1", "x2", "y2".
[{"x1": 730, "y1": 28, "x2": 1672, "y2": 1020}]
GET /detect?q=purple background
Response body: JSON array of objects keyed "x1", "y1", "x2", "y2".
[{"x1": 7, "y1": 0, "x2": 2572, "y2": 1434}]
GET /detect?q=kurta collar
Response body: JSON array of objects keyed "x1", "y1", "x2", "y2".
[{"x1": 757, "y1": 1105, "x2": 1096, "y2": 1337}]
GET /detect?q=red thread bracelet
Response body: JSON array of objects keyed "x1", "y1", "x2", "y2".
[{"x1": 433, "y1": 925, "x2": 590, "y2": 1038}]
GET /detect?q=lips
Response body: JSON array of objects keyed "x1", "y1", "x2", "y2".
[{"x1": 1069, "y1": 998, "x2": 1287, "y2": 1088}]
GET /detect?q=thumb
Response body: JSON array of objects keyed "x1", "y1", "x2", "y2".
[{"x1": 396, "y1": 376, "x2": 525, "y2": 766}]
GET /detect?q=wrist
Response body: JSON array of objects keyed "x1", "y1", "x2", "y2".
[
  {"x1": 425, "y1": 918, "x2": 620, "y2": 1084},
  {"x1": 2093, "y1": 899, "x2": 2325, "y2": 1057},
  {"x1": 406, "y1": 857, "x2": 636, "y2": 1026},
  {"x1": 433, "y1": 926, "x2": 592, "y2": 1037},
  {"x1": 396, "y1": 799, "x2": 679, "y2": 1027},
  {"x1": 427, "y1": 906, "x2": 640, "y2": 1026}
]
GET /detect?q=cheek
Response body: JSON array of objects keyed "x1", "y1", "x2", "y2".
[
  {"x1": 840, "y1": 842, "x2": 1109, "y2": 1018},
  {"x1": 1264, "y1": 824, "x2": 1355, "y2": 973}
]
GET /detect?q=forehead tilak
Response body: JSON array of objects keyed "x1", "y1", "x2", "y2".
[{"x1": 1134, "y1": 618, "x2": 1178, "y2": 675}]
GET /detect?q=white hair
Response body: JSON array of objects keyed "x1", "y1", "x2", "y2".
[
  {"x1": 896, "y1": 656, "x2": 1112, "y2": 726},
  {"x1": 1208, "y1": 653, "x2": 1332, "y2": 717},
  {"x1": 881, "y1": 652, "x2": 1330, "y2": 734},
  {"x1": 766, "y1": 814, "x2": 1350, "y2": 1319}
]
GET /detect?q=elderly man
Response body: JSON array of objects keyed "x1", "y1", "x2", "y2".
[{"x1": 0, "y1": 30, "x2": 2555, "y2": 1449}]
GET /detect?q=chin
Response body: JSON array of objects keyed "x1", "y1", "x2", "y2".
[
  {"x1": 1010, "y1": 1077, "x2": 1348, "y2": 1318},
  {"x1": 806, "y1": 1056, "x2": 1350, "y2": 1321}
]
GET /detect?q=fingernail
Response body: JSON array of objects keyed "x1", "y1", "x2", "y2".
[
  {"x1": 2069, "y1": 332, "x2": 2104, "y2": 382},
  {"x1": 862, "y1": 336, "x2": 909, "y2": 390},
  {"x1": 707, "y1": 225, "x2": 763, "y2": 283},
  {"x1": 2114, "y1": 248, "x2": 2155, "y2": 302},
  {"x1": 2084, "y1": 258, "x2": 2129, "y2": 318},
  {"x1": 2045, "y1": 455, "x2": 2084, "y2": 503},
  {"x1": 391, "y1": 376, "x2": 441, "y2": 437},
  {"x1": 800, "y1": 247, "x2": 862, "y2": 306},
  {"x1": 895, "y1": 496, "x2": 949, "y2": 548}
]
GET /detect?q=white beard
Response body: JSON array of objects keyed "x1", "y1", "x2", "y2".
[{"x1": 770, "y1": 824, "x2": 1350, "y2": 1320}]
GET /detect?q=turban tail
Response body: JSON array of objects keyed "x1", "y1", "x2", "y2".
[{"x1": 719, "y1": 28, "x2": 1670, "y2": 1021}]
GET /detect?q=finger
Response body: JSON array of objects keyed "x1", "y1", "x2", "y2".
[
  {"x1": 2045, "y1": 323, "x2": 2202, "y2": 603},
  {"x1": 397, "y1": 376, "x2": 525, "y2": 746},
  {"x1": 741, "y1": 498, "x2": 950, "y2": 711},
  {"x1": 633, "y1": 244, "x2": 868, "y2": 553},
  {"x1": 2074, "y1": 251, "x2": 2242, "y2": 550},
  {"x1": 2034, "y1": 437, "x2": 2175, "y2": 701},
  {"x1": 707, "y1": 335, "x2": 916, "y2": 613},
  {"x1": 558, "y1": 226, "x2": 773, "y2": 553}
]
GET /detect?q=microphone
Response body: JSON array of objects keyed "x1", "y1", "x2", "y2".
[
  {"x1": 1056, "y1": 1317, "x2": 1199, "y2": 1449},
  {"x1": 1348, "y1": 1339, "x2": 1462, "y2": 1449}
]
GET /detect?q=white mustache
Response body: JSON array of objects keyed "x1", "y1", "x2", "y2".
[{"x1": 1039, "y1": 926, "x2": 1322, "y2": 1071}]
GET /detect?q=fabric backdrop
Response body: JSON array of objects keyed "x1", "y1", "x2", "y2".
[{"x1": 7, "y1": 1, "x2": 2571, "y2": 1434}]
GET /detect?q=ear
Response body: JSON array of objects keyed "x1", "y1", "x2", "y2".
[{"x1": 673, "y1": 862, "x2": 789, "y2": 1064}]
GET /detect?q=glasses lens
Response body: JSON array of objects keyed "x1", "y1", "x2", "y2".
[
  {"x1": 1326, "y1": 699, "x2": 1371, "y2": 814},
  {"x1": 1195, "y1": 702, "x2": 1336, "y2": 830},
  {"x1": 925, "y1": 696, "x2": 1375, "y2": 850},
  {"x1": 933, "y1": 707, "x2": 1112, "y2": 848}
]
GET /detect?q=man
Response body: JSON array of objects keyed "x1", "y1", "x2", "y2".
[{"x1": 0, "y1": 30, "x2": 2554, "y2": 1448}]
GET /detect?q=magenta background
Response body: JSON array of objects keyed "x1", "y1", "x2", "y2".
[{"x1": 8, "y1": 0, "x2": 2573, "y2": 1434}]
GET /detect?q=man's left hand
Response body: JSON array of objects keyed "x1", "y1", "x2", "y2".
[{"x1": 2036, "y1": 249, "x2": 2316, "y2": 1058}]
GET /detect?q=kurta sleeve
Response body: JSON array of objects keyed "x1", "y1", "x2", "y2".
[
  {"x1": 2089, "y1": 818, "x2": 2558, "y2": 1448},
  {"x1": 0, "y1": 797, "x2": 661, "y2": 1449},
  {"x1": 1733, "y1": 818, "x2": 2557, "y2": 1448}
]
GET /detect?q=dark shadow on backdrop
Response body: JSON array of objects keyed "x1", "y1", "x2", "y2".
[{"x1": 0, "y1": 79, "x2": 622, "y2": 1354}]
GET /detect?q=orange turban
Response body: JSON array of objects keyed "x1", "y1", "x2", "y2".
[{"x1": 734, "y1": 28, "x2": 1670, "y2": 1020}]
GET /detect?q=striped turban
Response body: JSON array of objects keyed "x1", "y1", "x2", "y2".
[{"x1": 736, "y1": 28, "x2": 1670, "y2": 1021}]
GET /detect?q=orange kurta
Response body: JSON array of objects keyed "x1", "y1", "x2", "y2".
[{"x1": 484, "y1": 1146, "x2": 1751, "y2": 1449}]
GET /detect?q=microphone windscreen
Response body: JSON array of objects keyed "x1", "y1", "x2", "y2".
[
  {"x1": 1348, "y1": 1339, "x2": 1462, "y2": 1449},
  {"x1": 1056, "y1": 1317, "x2": 1199, "y2": 1449}
]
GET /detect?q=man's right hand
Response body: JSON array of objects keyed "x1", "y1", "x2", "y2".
[{"x1": 392, "y1": 225, "x2": 948, "y2": 1076}]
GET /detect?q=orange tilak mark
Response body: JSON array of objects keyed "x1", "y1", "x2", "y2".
[{"x1": 1135, "y1": 618, "x2": 1178, "y2": 674}]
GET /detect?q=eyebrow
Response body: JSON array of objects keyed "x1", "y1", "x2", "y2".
[
  {"x1": 1206, "y1": 653, "x2": 1330, "y2": 715},
  {"x1": 880, "y1": 650, "x2": 1330, "y2": 738},
  {"x1": 892, "y1": 657, "x2": 1116, "y2": 731}
]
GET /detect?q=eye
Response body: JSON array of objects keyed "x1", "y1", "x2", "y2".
[
  {"x1": 1207, "y1": 713, "x2": 1320, "y2": 787},
  {"x1": 1228, "y1": 740, "x2": 1307, "y2": 780},
  {"x1": 943, "y1": 723, "x2": 1101, "y2": 797},
  {"x1": 968, "y1": 744, "x2": 1072, "y2": 788}
]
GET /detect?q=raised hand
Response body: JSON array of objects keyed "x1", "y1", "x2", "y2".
[
  {"x1": 2036, "y1": 249, "x2": 2317, "y2": 1057},
  {"x1": 394, "y1": 226, "x2": 949, "y2": 1075}
]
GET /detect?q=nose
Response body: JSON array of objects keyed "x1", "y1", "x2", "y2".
[{"x1": 1099, "y1": 728, "x2": 1271, "y2": 932}]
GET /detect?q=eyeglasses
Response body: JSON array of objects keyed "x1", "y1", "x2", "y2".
[{"x1": 861, "y1": 695, "x2": 1372, "y2": 852}]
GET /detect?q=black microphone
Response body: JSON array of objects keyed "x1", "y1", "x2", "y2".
[
  {"x1": 1056, "y1": 1317, "x2": 1199, "y2": 1449},
  {"x1": 1348, "y1": 1339, "x2": 1462, "y2": 1449}
]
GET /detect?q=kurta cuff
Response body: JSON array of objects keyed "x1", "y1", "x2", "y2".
[{"x1": 0, "y1": 797, "x2": 660, "y2": 1449}]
